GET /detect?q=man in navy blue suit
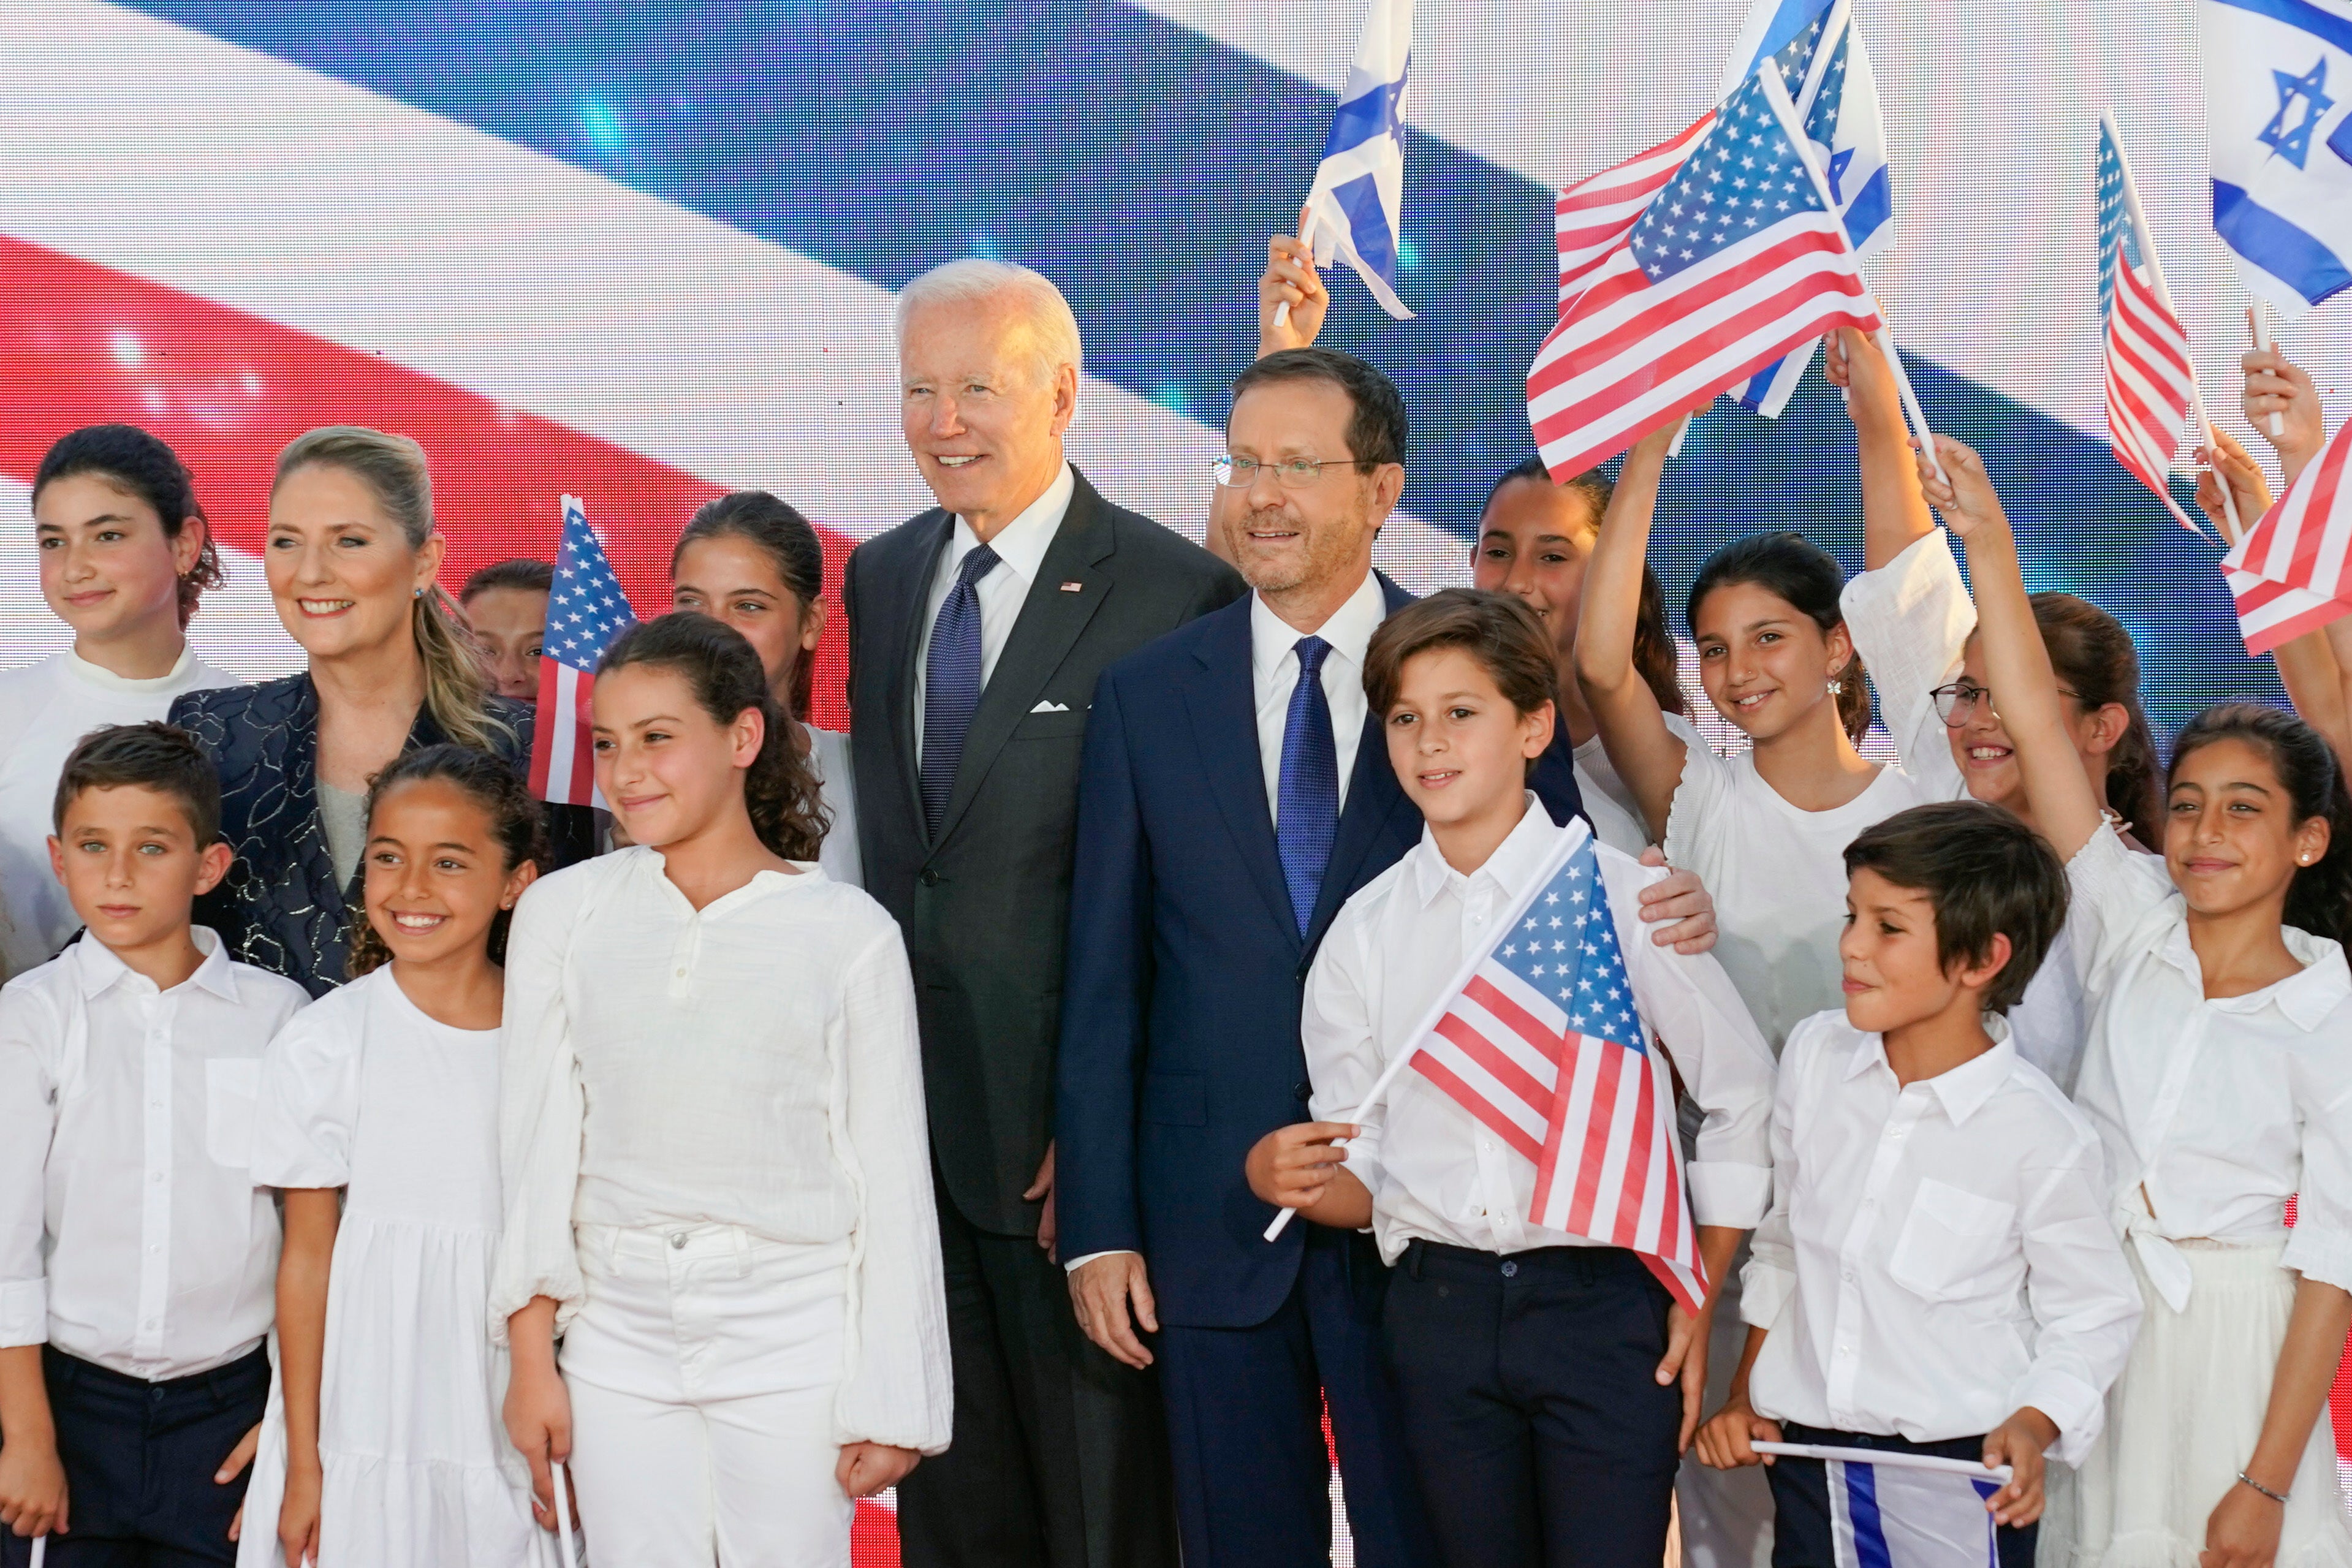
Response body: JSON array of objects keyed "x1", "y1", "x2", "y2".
[{"x1": 1054, "y1": 346, "x2": 1720, "y2": 1566}]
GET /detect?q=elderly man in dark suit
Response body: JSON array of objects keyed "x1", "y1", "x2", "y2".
[{"x1": 842, "y1": 258, "x2": 1242, "y2": 1568}]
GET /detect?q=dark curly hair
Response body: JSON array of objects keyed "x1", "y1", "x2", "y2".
[
  {"x1": 346, "y1": 743, "x2": 549, "y2": 975},
  {"x1": 596, "y1": 612, "x2": 828, "y2": 862},
  {"x1": 33, "y1": 425, "x2": 227, "y2": 625}
]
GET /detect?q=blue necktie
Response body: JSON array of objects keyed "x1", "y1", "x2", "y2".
[
  {"x1": 1277, "y1": 635, "x2": 1339, "y2": 937},
  {"x1": 921, "y1": 541, "x2": 1001, "y2": 840}
]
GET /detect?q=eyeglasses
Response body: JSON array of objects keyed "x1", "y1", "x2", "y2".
[
  {"x1": 1930, "y1": 679, "x2": 2082, "y2": 727},
  {"x1": 1211, "y1": 455, "x2": 1362, "y2": 490}
]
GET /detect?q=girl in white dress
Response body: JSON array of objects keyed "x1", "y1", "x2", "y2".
[
  {"x1": 1924, "y1": 434, "x2": 2352, "y2": 1568},
  {"x1": 240, "y1": 743, "x2": 550, "y2": 1567},
  {"x1": 494, "y1": 612, "x2": 949, "y2": 1566},
  {"x1": 670, "y1": 490, "x2": 861, "y2": 884}
]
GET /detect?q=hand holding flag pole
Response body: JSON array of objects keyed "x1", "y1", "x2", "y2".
[
  {"x1": 1260, "y1": 993, "x2": 1442, "y2": 1243},
  {"x1": 2251, "y1": 303, "x2": 2288, "y2": 439}
]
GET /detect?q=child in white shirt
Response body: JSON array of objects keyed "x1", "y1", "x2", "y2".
[
  {"x1": 1695, "y1": 800, "x2": 2141, "y2": 1567},
  {"x1": 0, "y1": 722, "x2": 308, "y2": 1562},
  {"x1": 1251, "y1": 589, "x2": 1776, "y2": 1568},
  {"x1": 0, "y1": 428, "x2": 238, "y2": 976}
]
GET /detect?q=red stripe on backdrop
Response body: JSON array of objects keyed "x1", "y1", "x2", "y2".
[{"x1": 0, "y1": 237, "x2": 863, "y2": 726}]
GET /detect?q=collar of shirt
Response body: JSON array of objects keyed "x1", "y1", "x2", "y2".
[
  {"x1": 949, "y1": 461, "x2": 1075, "y2": 590},
  {"x1": 1838, "y1": 1013, "x2": 2018, "y2": 1125},
  {"x1": 62, "y1": 643, "x2": 196, "y2": 695},
  {"x1": 1406, "y1": 792, "x2": 1568, "y2": 911},
  {"x1": 1248, "y1": 569, "x2": 1386, "y2": 691},
  {"x1": 69, "y1": 925, "x2": 240, "y2": 1003},
  {"x1": 2148, "y1": 909, "x2": 2352, "y2": 1029}
]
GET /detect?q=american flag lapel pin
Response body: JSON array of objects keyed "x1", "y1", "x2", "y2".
[{"x1": 1060, "y1": 580, "x2": 1083, "y2": 593}]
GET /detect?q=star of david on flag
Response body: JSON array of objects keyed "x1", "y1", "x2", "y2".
[
  {"x1": 529, "y1": 495, "x2": 637, "y2": 809},
  {"x1": 1295, "y1": 0, "x2": 1415, "y2": 320},
  {"x1": 1403, "y1": 820, "x2": 1709, "y2": 1311},
  {"x1": 2199, "y1": 0, "x2": 2352, "y2": 314}
]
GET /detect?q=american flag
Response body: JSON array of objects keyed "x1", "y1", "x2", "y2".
[
  {"x1": 1556, "y1": 112, "x2": 1718, "y2": 311},
  {"x1": 1406, "y1": 822, "x2": 1706, "y2": 1311},
  {"x1": 2098, "y1": 117, "x2": 2202, "y2": 535},
  {"x1": 1526, "y1": 61, "x2": 1884, "y2": 483},
  {"x1": 2223, "y1": 412, "x2": 2352, "y2": 653},
  {"x1": 529, "y1": 496, "x2": 637, "y2": 809}
]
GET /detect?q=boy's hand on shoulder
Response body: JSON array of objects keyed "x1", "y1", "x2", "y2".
[
  {"x1": 1243, "y1": 1121, "x2": 1359, "y2": 1212},
  {"x1": 1692, "y1": 1392, "x2": 1780, "y2": 1471},
  {"x1": 1981, "y1": 1406, "x2": 2058, "y2": 1528},
  {"x1": 1636, "y1": 847, "x2": 1717, "y2": 954},
  {"x1": 0, "y1": 1430, "x2": 67, "y2": 1539}
]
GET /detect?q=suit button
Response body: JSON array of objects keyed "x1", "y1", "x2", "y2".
[
  {"x1": 1293, "y1": 1081, "x2": 1313, "y2": 1104},
  {"x1": 920, "y1": 869, "x2": 941, "y2": 887}
]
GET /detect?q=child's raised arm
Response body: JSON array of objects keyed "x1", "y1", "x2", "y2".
[
  {"x1": 1914, "y1": 438, "x2": 2108, "y2": 861},
  {"x1": 1575, "y1": 421, "x2": 1694, "y2": 841},
  {"x1": 1826, "y1": 328, "x2": 1938, "y2": 571}
]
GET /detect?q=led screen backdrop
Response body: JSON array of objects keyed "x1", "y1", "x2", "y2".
[{"x1": 8, "y1": 1, "x2": 2352, "y2": 1560}]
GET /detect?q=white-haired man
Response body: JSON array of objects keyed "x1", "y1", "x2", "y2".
[{"x1": 843, "y1": 259, "x2": 1243, "y2": 1568}]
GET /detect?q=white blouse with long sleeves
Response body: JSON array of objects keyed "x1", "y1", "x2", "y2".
[
  {"x1": 490, "y1": 846, "x2": 950, "y2": 1452},
  {"x1": 2068, "y1": 824, "x2": 2352, "y2": 1311}
]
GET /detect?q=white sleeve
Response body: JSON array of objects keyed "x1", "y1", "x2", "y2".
[
  {"x1": 1605, "y1": 852, "x2": 1773, "y2": 1228},
  {"x1": 1661, "y1": 739, "x2": 1737, "y2": 888},
  {"x1": 1301, "y1": 912, "x2": 1389, "y2": 1206},
  {"x1": 250, "y1": 1002, "x2": 361, "y2": 1191},
  {"x1": 1838, "y1": 529, "x2": 1972, "y2": 796},
  {"x1": 488, "y1": 876, "x2": 587, "y2": 1344},
  {"x1": 2008, "y1": 1118, "x2": 2144, "y2": 1464},
  {"x1": 0, "y1": 987, "x2": 58, "y2": 1348},
  {"x1": 2284, "y1": 1036, "x2": 2352, "y2": 1292},
  {"x1": 2063, "y1": 825, "x2": 2178, "y2": 999},
  {"x1": 831, "y1": 922, "x2": 953, "y2": 1453},
  {"x1": 1740, "y1": 1021, "x2": 1809, "y2": 1330}
]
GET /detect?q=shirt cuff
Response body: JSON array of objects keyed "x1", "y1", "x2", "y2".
[
  {"x1": 1063, "y1": 1250, "x2": 1139, "y2": 1274},
  {"x1": 2284, "y1": 1222, "x2": 2352, "y2": 1293},
  {"x1": 1686, "y1": 1161, "x2": 1771, "y2": 1229},
  {"x1": 1739, "y1": 1258, "x2": 1795, "y2": 1330},
  {"x1": 2007, "y1": 1368, "x2": 2106, "y2": 1467},
  {"x1": 0, "y1": 1280, "x2": 45, "y2": 1349}
]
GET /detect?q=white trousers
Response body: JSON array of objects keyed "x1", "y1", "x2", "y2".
[{"x1": 561, "y1": 1224, "x2": 854, "y2": 1567}]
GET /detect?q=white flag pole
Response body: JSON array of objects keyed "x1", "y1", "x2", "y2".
[
  {"x1": 2106, "y1": 112, "x2": 2239, "y2": 542},
  {"x1": 1667, "y1": 411, "x2": 1697, "y2": 457},
  {"x1": 29, "y1": 1536, "x2": 44, "y2": 1568},
  {"x1": 553, "y1": 1458, "x2": 581, "y2": 1568},
  {"x1": 1752, "y1": 1441, "x2": 2012, "y2": 1483},
  {"x1": 2251, "y1": 299, "x2": 2289, "y2": 439},
  {"x1": 1272, "y1": 202, "x2": 1317, "y2": 333}
]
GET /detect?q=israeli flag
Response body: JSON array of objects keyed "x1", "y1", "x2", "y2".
[
  {"x1": 1756, "y1": 1443, "x2": 2005, "y2": 1568},
  {"x1": 2201, "y1": 0, "x2": 2352, "y2": 316},
  {"x1": 1297, "y1": 0, "x2": 1414, "y2": 320},
  {"x1": 1715, "y1": 0, "x2": 1894, "y2": 415}
]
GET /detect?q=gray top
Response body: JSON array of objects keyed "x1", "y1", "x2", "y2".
[{"x1": 317, "y1": 780, "x2": 369, "y2": 892}]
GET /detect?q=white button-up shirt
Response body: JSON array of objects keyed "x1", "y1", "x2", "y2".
[
  {"x1": 912, "y1": 461, "x2": 1076, "y2": 759},
  {"x1": 1303, "y1": 800, "x2": 1775, "y2": 1262},
  {"x1": 0, "y1": 929, "x2": 308, "y2": 1379},
  {"x1": 1251, "y1": 570, "x2": 1387, "y2": 823},
  {"x1": 2066, "y1": 824, "x2": 2352, "y2": 1310},
  {"x1": 1740, "y1": 1010, "x2": 2141, "y2": 1463}
]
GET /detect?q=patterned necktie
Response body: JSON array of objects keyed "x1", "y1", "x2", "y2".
[
  {"x1": 920, "y1": 540, "x2": 1002, "y2": 839},
  {"x1": 1277, "y1": 635, "x2": 1339, "y2": 937}
]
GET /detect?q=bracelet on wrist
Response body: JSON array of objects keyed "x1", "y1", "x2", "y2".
[{"x1": 2237, "y1": 1471, "x2": 2291, "y2": 1506}]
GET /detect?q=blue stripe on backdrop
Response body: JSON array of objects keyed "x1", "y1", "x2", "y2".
[{"x1": 124, "y1": 0, "x2": 2284, "y2": 729}]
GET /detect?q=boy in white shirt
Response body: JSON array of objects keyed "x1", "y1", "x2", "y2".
[
  {"x1": 1247, "y1": 588, "x2": 1776, "y2": 1568},
  {"x1": 1694, "y1": 799, "x2": 2142, "y2": 1567},
  {"x1": 0, "y1": 723, "x2": 308, "y2": 1563}
]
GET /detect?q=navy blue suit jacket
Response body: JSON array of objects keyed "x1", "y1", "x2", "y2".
[{"x1": 1054, "y1": 580, "x2": 1586, "y2": 1329}]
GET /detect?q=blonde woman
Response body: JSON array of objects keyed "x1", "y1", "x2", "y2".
[{"x1": 173, "y1": 426, "x2": 587, "y2": 996}]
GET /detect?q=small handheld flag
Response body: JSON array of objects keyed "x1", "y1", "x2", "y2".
[
  {"x1": 1753, "y1": 1444, "x2": 2009, "y2": 1568},
  {"x1": 2098, "y1": 115, "x2": 2215, "y2": 538},
  {"x1": 1555, "y1": 112, "x2": 1718, "y2": 312},
  {"x1": 1291, "y1": 0, "x2": 1415, "y2": 322},
  {"x1": 529, "y1": 496, "x2": 637, "y2": 809},
  {"x1": 2223, "y1": 411, "x2": 2352, "y2": 652},
  {"x1": 2198, "y1": 0, "x2": 2352, "y2": 316}
]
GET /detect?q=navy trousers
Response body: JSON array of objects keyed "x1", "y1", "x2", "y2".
[
  {"x1": 1768, "y1": 1422, "x2": 2037, "y2": 1568},
  {"x1": 1381, "y1": 1241, "x2": 1681, "y2": 1568},
  {"x1": 0, "y1": 1343, "x2": 268, "y2": 1567},
  {"x1": 1156, "y1": 1224, "x2": 1435, "y2": 1568}
]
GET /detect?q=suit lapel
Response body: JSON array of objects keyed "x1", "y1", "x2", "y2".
[
  {"x1": 932, "y1": 477, "x2": 1114, "y2": 847},
  {"x1": 888, "y1": 513, "x2": 955, "y2": 841},
  {"x1": 1179, "y1": 599, "x2": 1300, "y2": 949}
]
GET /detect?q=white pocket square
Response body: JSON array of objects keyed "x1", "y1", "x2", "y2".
[{"x1": 1030, "y1": 700, "x2": 1071, "y2": 713}]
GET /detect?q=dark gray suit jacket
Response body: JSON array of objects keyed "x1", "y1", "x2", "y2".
[{"x1": 844, "y1": 466, "x2": 1246, "y2": 1236}]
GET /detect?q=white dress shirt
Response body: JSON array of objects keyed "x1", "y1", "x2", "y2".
[
  {"x1": 0, "y1": 646, "x2": 240, "y2": 975},
  {"x1": 2066, "y1": 824, "x2": 2352, "y2": 1311},
  {"x1": 490, "y1": 847, "x2": 951, "y2": 1450},
  {"x1": 1303, "y1": 800, "x2": 1776, "y2": 1262},
  {"x1": 0, "y1": 929, "x2": 309, "y2": 1379},
  {"x1": 1251, "y1": 570, "x2": 1387, "y2": 822},
  {"x1": 1741, "y1": 1010, "x2": 2141, "y2": 1463},
  {"x1": 912, "y1": 462, "x2": 1076, "y2": 760}
]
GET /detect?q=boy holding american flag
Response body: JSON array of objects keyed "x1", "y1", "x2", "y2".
[{"x1": 1245, "y1": 588, "x2": 1775, "y2": 1568}]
